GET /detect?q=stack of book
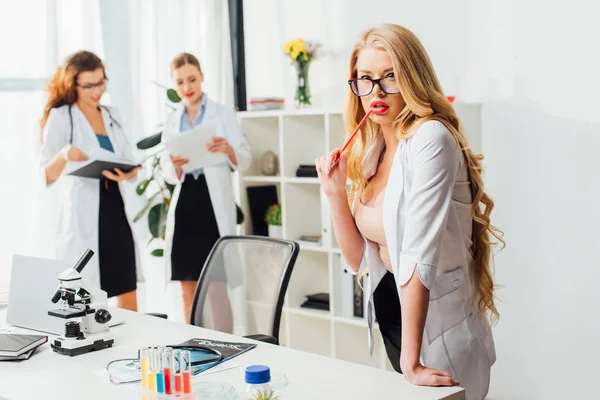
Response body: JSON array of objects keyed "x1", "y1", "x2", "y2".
[
  {"x1": 300, "y1": 293, "x2": 330, "y2": 311},
  {"x1": 0, "y1": 333, "x2": 47, "y2": 361},
  {"x1": 295, "y1": 164, "x2": 317, "y2": 178}
]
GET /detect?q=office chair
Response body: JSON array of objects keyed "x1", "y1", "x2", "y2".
[{"x1": 189, "y1": 235, "x2": 299, "y2": 345}]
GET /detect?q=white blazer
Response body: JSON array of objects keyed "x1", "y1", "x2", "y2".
[
  {"x1": 160, "y1": 97, "x2": 251, "y2": 280},
  {"x1": 39, "y1": 104, "x2": 140, "y2": 289},
  {"x1": 341, "y1": 120, "x2": 495, "y2": 400}
]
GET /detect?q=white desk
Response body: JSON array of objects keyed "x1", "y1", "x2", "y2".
[{"x1": 0, "y1": 307, "x2": 465, "y2": 400}]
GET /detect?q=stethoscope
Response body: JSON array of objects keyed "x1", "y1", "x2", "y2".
[{"x1": 68, "y1": 104, "x2": 122, "y2": 144}]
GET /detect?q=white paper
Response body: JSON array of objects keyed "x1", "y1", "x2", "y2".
[{"x1": 164, "y1": 122, "x2": 228, "y2": 172}]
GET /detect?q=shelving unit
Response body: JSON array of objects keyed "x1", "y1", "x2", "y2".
[{"x1": 236, "y1": 104, "x2": 482, "y2": 371}]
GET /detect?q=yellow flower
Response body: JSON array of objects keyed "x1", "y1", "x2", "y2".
[{"x1": 283, "y1": 38, "x2": 313, "y2": 62}]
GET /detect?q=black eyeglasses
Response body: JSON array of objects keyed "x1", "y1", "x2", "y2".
[{"x1": 348, "y1": 76, "x2": 401, "y2": 97}]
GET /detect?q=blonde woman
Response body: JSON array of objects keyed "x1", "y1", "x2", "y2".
[
  {"x1": 161, "y1": 53, "x2": 251, "y2": 325},
  {"x1": 315, "y1": 24, "x2": 503, "y2": 400}
]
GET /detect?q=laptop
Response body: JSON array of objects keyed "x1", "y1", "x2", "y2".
[{"x1": 7, "y1": 255, "x2": 123, "y2": 335}]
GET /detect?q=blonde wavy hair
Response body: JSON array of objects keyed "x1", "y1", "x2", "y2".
[{"x1": 346, "y1": 24, "x2": 504, "y2": 323}]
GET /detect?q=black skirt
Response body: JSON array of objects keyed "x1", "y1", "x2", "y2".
[
  {"x1": 373, "y1": 271, "x2": 403, "y2": 373},
  {"x1": 98, "y1": 179, "x2": 137, "y2": 298},
  {"x1": 171, "y1": 174, "x2": 221, "y2": 281}
]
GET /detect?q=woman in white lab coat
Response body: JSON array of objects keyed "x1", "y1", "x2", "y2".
[
  {"x1": 315, "y1": 25, "x2": 504, "y2": 400},
  {"x1": 161, "y1": 53, "x2": 251, "y2": 324},
  {"x1": 39, "y1": 51, "x2": 141, "y2": 311}
]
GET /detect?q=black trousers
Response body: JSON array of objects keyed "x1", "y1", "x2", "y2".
[
  {"x1": 98, "y1": 179, "x2": 137, "y2": 298},
  {"x1": 373, "y1": 271, "x2": 403, "y2": 373}
]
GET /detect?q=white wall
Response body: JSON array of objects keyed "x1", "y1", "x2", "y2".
[
  {"x1": 242, "y1": 1, "x2": 600, "y2": 398},
  {"x1": 243, "y1": 0, "x2": 472, "y2": 110},
  {"x1": 483, "y1": 100, "x2": 600, "y2": 399}
]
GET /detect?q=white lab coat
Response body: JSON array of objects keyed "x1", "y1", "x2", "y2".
[
  {"x1": 40, "y1": 104, "x2": 140, "y2": 290},
  {"x1": 341, "y1": 120, "x2": 495, "y2": 400},
  {"x1": 160, "y1": 98, "x2": 251, "y2": 280}
]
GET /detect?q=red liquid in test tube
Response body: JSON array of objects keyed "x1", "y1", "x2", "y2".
[
  {"x1": 163, "y1": 347, "x2": 173, "y2": 394},
  {"x1": 181, "y1": 350, "x2": 192, "y2": 394}
]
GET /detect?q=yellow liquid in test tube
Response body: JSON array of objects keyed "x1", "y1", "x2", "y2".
[
  {"x1": 140, "y1": 356, "x2": 150, "y2": 388},
  {"x1": 149, "y1": 372, "x2": 157, "y2": 391}
]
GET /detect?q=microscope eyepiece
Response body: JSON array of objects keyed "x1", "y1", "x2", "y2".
[{"x1": 73, "y1": 249, "x2": 94, "y2": 273}]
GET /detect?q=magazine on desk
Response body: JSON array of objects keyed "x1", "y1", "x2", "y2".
[{"x1": 171, "y1": 338, "x2": 257, "y2": 375}]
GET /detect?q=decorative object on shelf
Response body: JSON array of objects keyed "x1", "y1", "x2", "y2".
[
  {"x1": 282, "y1": 38, "x2": 320, "y2": 108},
  {"x1": 260, "y1": 150, "x2": 279, "y2": 176},
  {"x1": 300, "y1": 292, "x2": 330, "y2": 311},
  {"x1": 295, "y1": 164, "x2": 317, "y2": 178},
  {"x1": 249, "y1": 98, "x2": 285, "y2": 111},
  {"x1": 265, "y1": 204, "x2": 282, "y2": 238}
]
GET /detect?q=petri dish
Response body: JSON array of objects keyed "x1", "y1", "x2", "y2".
[{"x1": 192, "y1": 380, "x2": 236, "y2": 399}]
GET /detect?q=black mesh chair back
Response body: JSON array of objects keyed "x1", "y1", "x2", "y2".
[{"x1": 190, "y1": 235, "x2": 299, "y2": 344}]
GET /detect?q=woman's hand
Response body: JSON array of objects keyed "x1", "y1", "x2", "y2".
[
  {"x1": 170, "y1": 154, "x2": 189, "y2": 179},
  {"x1": 60, "y1": 145, "x2": 88, "y2": 162},
  {"x1": 315, "y1": 148, "x2": 348, "y2": 199},
  {"x1": 102, "y1": 166, "x2": 140, "y2": 182},
  {"x1": 206, "y1": 137, "x2": 233, "y2": 156},
  {"x1": 402, "y1": 362, "x2": 459, "y2": 387},
  {"x1": 206, "y1": 137, "x2": 237, "y2": 166}
]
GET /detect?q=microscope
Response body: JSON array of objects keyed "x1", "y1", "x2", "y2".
[{"x1": 48, "y1": 249, "x2": 115, "y2": 356}]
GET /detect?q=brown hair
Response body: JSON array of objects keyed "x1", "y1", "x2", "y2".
[
  {"x1": 171, "y1": 53, "x2": 202, "y2": 73},
  {"x1": 39, "y1": 50, "x2": 106, "y2": 143},
  {"x1": 347, "y1": 24, "x2": 505, "y2": 323}
]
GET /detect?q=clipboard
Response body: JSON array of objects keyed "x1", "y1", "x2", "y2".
[
  {"x1": 164, "y1": 122, "x2": 228, "y2": 172},
  {"x1": 66, "y1": 148, "x2": 140, "y2": 180},
  {"x1": 67, "y1": 159, "x2": 140, "y2": 179}
]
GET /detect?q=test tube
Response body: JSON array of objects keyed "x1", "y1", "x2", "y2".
[
  {"x1": 173, "y1": 349, "x2": 183, "y2": 395},
  {"x1": 148, "y1": 347, "x2": 157, "y2": 392},
  {"x1": 163, "y1": 347, "x2": 173, "y2": 395},
  {"x1": 140, "y1": 347, "x2": 150, "y2": 390},
  {"x1": 156, "y1": 347, "x2": 165, "y2": 393},
  {"x1": 181, "y1": 350, "x2": 192, "y2": 394}
]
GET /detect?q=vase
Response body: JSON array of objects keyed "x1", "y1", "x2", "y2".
[
  {"x1": 294, "y1": 60, "x2": 311, "y2": 108},
  {"x1": 268, "y1": 225, "x2": 283, "y2": 239}
]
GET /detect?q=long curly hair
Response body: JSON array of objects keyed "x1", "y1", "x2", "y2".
[
  {"x1": 346, "y1": 24, "x2": 505, "y2": 323},
  {"x1": 39, "y1": 50, "x2": 106, "y2": 143}
]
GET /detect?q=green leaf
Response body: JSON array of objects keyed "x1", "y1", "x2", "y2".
[
  {"x1": 158, "y1": 202, "x2": 168, "y2": 239},
  {"x1": 133, "y1": 194, "x2": 158, "y2": 222},
  {"x1": 151, "y1": 249, "x2": 164, "y2": 257},
  {"x1": 167, "y1": 88, "x2": 182, "y2": 103},
  {"x1": 152, "y1": 156, "x2": 160, "y2": 168},
  {"x1": 136, "y1": 132, "x2": 163, "y2": 150},
  {"x1": 136, "y1": 179, "x2": 152, "y2": 195},
  {"x1": 166, "y1": 183, "x2": 176, "y2": 196},
  {"x1": 148, "y1": 202, "x2": 169, "y2": 239}
]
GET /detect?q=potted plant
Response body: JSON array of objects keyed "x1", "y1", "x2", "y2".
[{"x1": 264, "y1": 204, "x2": 282, "y2": 238}]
